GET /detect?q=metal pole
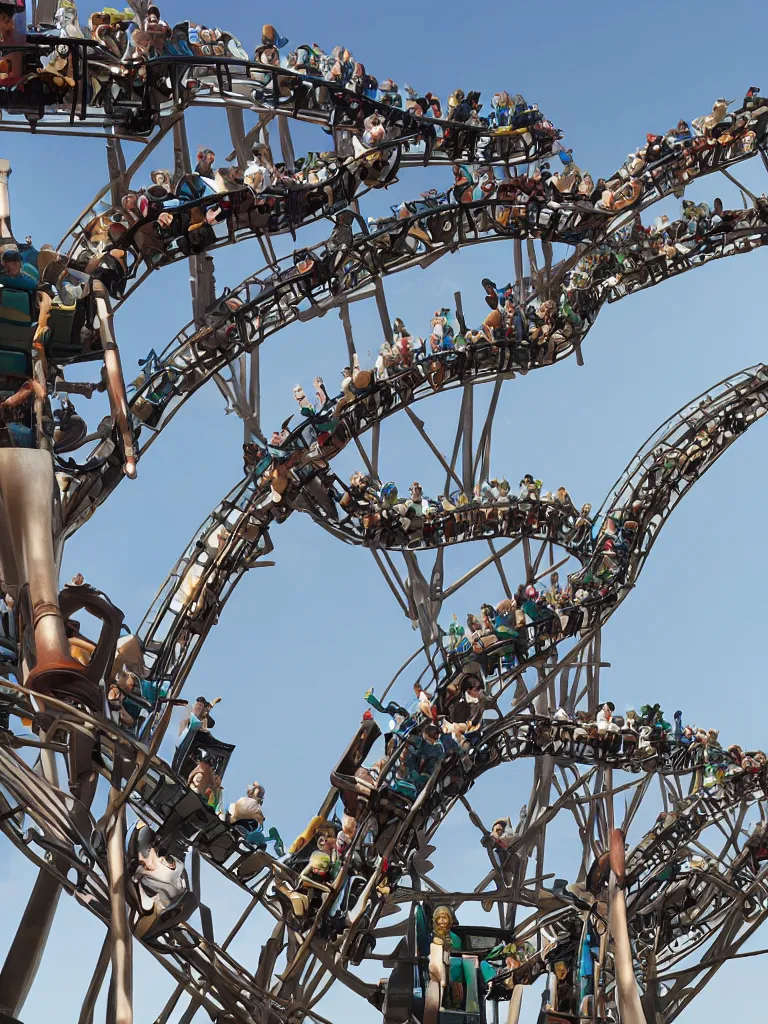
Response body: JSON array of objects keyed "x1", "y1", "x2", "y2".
[
  {"x1": 609, "y1": 829, "x2": 647, "y2": 1024},
  {"x1": 105, "y1": 791, "x2": 133, "y2": 1024}
]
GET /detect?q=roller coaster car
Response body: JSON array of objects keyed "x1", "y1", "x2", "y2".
[
  {"x1": 172, "y1": 726, "x2": 236, "y2": 785},
  {"x1": 126, "y1": 823, "x2": 199, "y2": 945},
  {"x1": 143, "y1": 777, "x2": 227, "y2": 860},
  {"x1": 52, "y1": 396, "x2": 87, "y2": 453},
  {"x1": 383, "y1": 905, "x2": 515, "y2": 1024},
  {"x1": 45, "y1": 299, "x2": 92, "y2": 365},
  {"x1": 330, "y1": 718, "x2": 382, "y2": 816},
  {"x1": 130, "y1": 349, "x2": 178, "y2": 428}
]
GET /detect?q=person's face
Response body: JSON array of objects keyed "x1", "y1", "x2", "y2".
[
  {"x1": 3, "y1": 257, "x2": 20, "y2": 276},
  {"x1": 316, "y1": 831, "x2": 335, "y2": 853},
  {"x1": 492, "y1": 823, "x2": 503, "y2": 839}
]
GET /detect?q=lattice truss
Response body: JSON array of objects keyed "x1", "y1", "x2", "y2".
[{"x1": 0, "y1": 4, "x2": 768, "y2": 1023}]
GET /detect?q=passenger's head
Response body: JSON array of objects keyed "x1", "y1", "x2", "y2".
[{"x1": 1, "y1": 249, "x2": 21, "y2": 276}]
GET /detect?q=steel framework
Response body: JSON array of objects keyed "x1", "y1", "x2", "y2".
[{"x1": 0, "y1": 7, "x2": 767, "y2": 1024}]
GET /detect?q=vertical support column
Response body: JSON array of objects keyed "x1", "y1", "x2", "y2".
[
  {"x1": 239, "y1": 355, "x2": 248, "y2": 446},
  {"x1": 172, "y1": 116, "x2": 192, "y2": 185},
  {"x1": 370, "y1": 422, "x2": 380, "y2": 479},
  {"x1": 586, "y1": 628, "x2": 602, "y2": 710},
  {"x1": 173, "y1": 119, "x2": 216, "y2": 323},
  {"x1": 0, "y1": 158, "x2": 15, "y2": 243},
  {"x1": 225, "y1": 107, "x2": 250, "y2": 170},
  {"x1": 609, "y1": 829, "x2": 647, "y2": 1024},
  {"x1": 190, "y1": 254, "x2": 216, "y2": 322},
  {"x1": 94, "y1": 286, "x2": 136, "y2": 478},
  {"x1": 106, "y1": 135, "x2": 127, "y2": 208},
  {"x1": 461, "y1": 384, "x2": 474, "y2": 496},
  {"x1": 338, "y1": 303, "x2": 356, "y2": 364},
  {"x1": 248, "y1": 348, "x2": 261, "y2": 442},
  {"x1": 373, "y1": 277, "x2": 391, "y2": 342},
  {"x1": 277, "y1": 117, "x2": 296, "y2": 175},
  {"x1": 105, "y1": 787, "x2": 132, "y2": 1024},
  {"x1": 513, "y1": 237, "x2": 524, "y2": 301},
  {"x1": 506, "y1": 986, "x2": 524, "y2": 1024}
]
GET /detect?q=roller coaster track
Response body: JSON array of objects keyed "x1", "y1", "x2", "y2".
[
  {"x1": 58, "y1": 174, "x2": 768, "y2": 542},
  {"x1": 2, "y1": 658, "x2": 767, "y2": 1022},
  {"x1": 53, "y1": 85, "x2": 768, "y2": 309},
  {"x1": 3, "y1": 54, "x2": 768, "y2": 1021},
  {"x1": 103, "y1": 361, "x2": 764, "y2": 1017},
  {"x1": 0, "y1": 363, "x2": 724, "y2": 1016},
  {"x1": 126, "y1": 357, "x2": 768, "y2": 715},
  {"x1": 0, "y1": 42, "x2": 552, "y2": 160}
]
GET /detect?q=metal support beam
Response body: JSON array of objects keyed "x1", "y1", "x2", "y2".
[
  {"x1": 461, "y1": 384, "x2": 474, "y2": 496},
  {"x1": 105, "y1": 789, "x2": 132, "y2": 1024}
]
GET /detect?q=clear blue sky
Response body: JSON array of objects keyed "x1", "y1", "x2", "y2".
[{"x1": 2, "y1": 0, "x2": 768, "y2": 1020}]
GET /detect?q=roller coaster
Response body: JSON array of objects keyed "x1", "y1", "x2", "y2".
[{"x1": 1, "y1": 3, "x2": 768, "y2": 1023}]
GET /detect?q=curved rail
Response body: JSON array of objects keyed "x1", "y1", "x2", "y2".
[
  {"x1": 0, "y1": 711, "x2": 330, "y2": 1024},
  {"x1": 58, "y1": 174, "x2": 768, "y2": 543},
  {"x1": 0, "y1": 39, "x2": 554, "y2": 164},
  {"x1": 3, "y1": 56, "x2": 768, "y2": 1021},
  {"x1": 129, "y1": 361, "x2": 768, "y2": 740},
  {"x1": 51, "y1": 81, "x2": 768, "y2": 317},
  {"x1": 2, "y1": 667, "x2": 766, "y2": 1024}
]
